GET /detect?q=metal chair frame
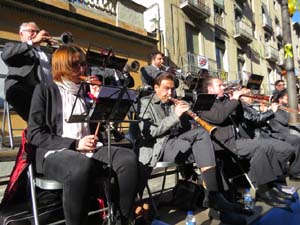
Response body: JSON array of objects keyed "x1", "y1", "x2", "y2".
[{"x1": 1, "y1": 100, "x2": 14, "y2": 149}]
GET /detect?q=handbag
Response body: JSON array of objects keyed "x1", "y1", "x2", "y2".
[{"x1": 172, "y1": 179, "x2": 204, "y2": 211}]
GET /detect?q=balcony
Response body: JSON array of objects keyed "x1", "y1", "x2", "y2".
[
  {"x1": 275, "y1": 26, "x2": 283, "y2": 39},
  {"x1": 180, "y1": 0, "x2": 211, "y2": 20},
  {"x1": 180, "y1": 52, "x2": 209, "y2": 75},
  {"x1": 262, "y1": 13, "x2": 273, "y2": 32},
  {"x1": 207, "y1": 58, "x2": 227, "y2": 80},
  {"x1": 264, "y1": 44, "x2": 279, "y2": 63},
  {"x1": 234, "y1": 20, "x2": 253, "y2": 44},
  {"x1": 214, "y1": 14, "x2": 225, "y2": 31}
]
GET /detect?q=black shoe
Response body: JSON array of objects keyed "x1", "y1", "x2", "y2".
[
  {"x1": 272, "y1": 186, "x2": 296, "y2": 202},
  {"x1": 289, "y1": 174, "x2": 300, "y2": 181},
  {"x1": 207, "y1": 191, "x2": 251, "y2": 214},
  {"x1": 256, "y1": 189, "x2": 290, "y2": 209}
]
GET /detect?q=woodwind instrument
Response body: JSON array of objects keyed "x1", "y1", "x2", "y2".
[
  {"x1": 168, "y1": 97, "x2": 216, "y2": 134},
  {"x1": 246, "y1": 98, "x2": 300, "y2": 114}
]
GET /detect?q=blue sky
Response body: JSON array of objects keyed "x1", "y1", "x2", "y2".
[{"x1": 293, "y1": 11, "x2": 300, "y2": 22}]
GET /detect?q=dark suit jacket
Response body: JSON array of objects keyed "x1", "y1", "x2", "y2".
[
  {"x1": 140, "y1": 64, "x2": 163, "y2": 87},
  {"x1": 27, "y1": 83, "x2": 76, "y2": 173},
  {"x1": 1, "y1": 41, "x2": 49, "y2": 92},
  {"x1": 198, "y1": 97, "x2": 239, "y2": 150}
]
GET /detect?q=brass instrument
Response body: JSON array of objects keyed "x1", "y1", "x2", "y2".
[
  {"x1": 79, "y1": 75, "x2": 102, "y2": 85},
  {"x1": 168, "y1": 97, "x2": 216, "y2": 134},
  {"x1": 243, "y1": 96, "x2": 300, "y2": 114},
  {"x1": 241, "y1": 94, "x2": 273, "y2": 102},
  {"x1": 47, "y1": 32, "x2": 73, "y2": 47}
]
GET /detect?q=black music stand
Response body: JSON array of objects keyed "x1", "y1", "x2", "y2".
[
  {"x1": 67, "y1": 85, "x2": 137, "y2": 225},
  {"x1": 192, "y1": 93, "x2": 217, "y2": 112},
  {"x1": 89, "y1": 85, "x2": 137, "y2": 225}
]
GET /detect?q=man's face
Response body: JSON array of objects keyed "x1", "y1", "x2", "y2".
[
  {"x1": 208, "y1": 78, "x2": 224, "y2": 97},
  {"x1": 279, "y1": 94, "x2": 288, "y2": 105},
  {"x1": 152, "y1": 54, "x2": 164, "y2": 69},
  {"x1": 275, "y1": 82, "x2": 285, "y2": 91},
  {"x1": 154, "y1": 79, "x2": 175, "y2": 103},
  {"x1": 19, "y1": 23, "x2": 40, "y2": 43}
]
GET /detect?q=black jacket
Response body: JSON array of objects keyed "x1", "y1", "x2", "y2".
[{"x1": 27, "y1": 82, "x2": 77, "y2": 173}]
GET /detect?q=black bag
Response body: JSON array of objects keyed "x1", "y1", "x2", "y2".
[
  {"x1": 172, "y1": 180, "x2": 204, "y2": 211},
  {"x1": 0, "y1": 191, "x2": 63, "y2": 225}
]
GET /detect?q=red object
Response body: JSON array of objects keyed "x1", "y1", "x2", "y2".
[{"x1": 97, "y1": 198, "x2": 107, "y2": 219}]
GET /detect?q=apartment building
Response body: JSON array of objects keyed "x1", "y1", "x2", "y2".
[{"x1": 137, "y1": 0, "x2": 296, "y2": 94}]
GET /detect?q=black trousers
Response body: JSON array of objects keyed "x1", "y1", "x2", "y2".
[
  {"x1": 6, "y1": 83, "x2": 34, "y2": 122},
  {"x1": 162, "y1": 126, "x2": 216, "y2": 168},
  {"x1": 42, "y1": 146, "x2": 137, "y2": 225},
  {"x1": 236, "y1": 139, "x2": 281, "y2": 186}
]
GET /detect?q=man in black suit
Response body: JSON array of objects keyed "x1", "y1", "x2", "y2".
[
  {"x1": 2, "y1": 22, "x2": 53, "y2": 121},
  {"x1": 199, "y1": 76, "x2": 291, "y2": 207},
  {"x1": 269, "y1": 90, "x2": 300, "y2": 180}
]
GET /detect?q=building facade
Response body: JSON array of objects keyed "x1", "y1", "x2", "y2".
[{"x1": 136, "y1": 0, "x2": 298, "y2": 94}]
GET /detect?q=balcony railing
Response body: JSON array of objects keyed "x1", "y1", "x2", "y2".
[
  {"x1": 234, "y1": 20, "x2": 253, "y2": 44},
  {"x1": 264, "y1": 44, "x2": 279, "y2": 62},
  {"x1": 180, "y1": 0, "x2": 211, "y2": 20},
  {"x1": 181, "y1": 52, "x2": 208, "y2": 75},
  {"x1": 214, "y1": 14, "x2": 225, "y2": 30}
]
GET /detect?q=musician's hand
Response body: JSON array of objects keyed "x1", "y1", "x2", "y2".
[
  {"x1": 89, "y1": 76, "x2": 101, "y2": 97},
  {"x1": 31, "y1": 30, "x2": 51, "y2": 46},
  {"x1": 231, "y1": 90, "x2": 243, "y2": 100},
  {"x1": 76, "y1": 135, "x2": 98, "y2": 151},
  {"x1": 270, "y1": 103, "x2": 279, "y2": 113},
  {"x1": 174, "y1": 100, "x2": 190, "y2": 117},
  {"x1": 259, "y1": 103, "x2": 268, "y2": 112}
]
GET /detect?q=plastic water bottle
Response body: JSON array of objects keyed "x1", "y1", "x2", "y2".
[
  {"x1": 243, "y1": 188, "x2": 255, "y2": 210},
  {"x1": 185, "y1": 211, "x2": 196, "y2": 225}
]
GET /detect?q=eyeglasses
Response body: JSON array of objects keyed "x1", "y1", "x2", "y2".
[
  {"x1": 21, "y1": 29, "x2": 40, "y2": 33},
  {"x1": 72, "y1": 61, "x2": 87, "y2": 68}
]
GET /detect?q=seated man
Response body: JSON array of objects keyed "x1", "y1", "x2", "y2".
[
  {"x1": 269, "y1": 90, "x2": 300, "y2": 180},
  {"x1": 138, "y1": 72, "x2": 247, "y2": 213},
  {"x1": 198, "y1": 76, "x2": 292, "y2": 207}
]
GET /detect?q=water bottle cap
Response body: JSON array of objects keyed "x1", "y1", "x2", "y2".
[{"x1": 187, "y1": 211, "x2": 193, "y2": 215}]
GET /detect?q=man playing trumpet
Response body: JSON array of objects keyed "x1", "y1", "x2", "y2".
[{"x1": 2, "y1": 22, "x2": 53, "y2": 122}]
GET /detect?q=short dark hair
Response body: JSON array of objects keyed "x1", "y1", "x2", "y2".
[
  {"x1": 201, "y1": 76, "x2": 220, "y2": 93},
  {"x1": 275, "y1": 80, "x2": 284, "y2": 86},
  {"x1": 273, "y1": 89, "x2": 287, "y2": 103},
  {"x1": 153, "y1": 72, "x2": 175, "y2": 86},
  {"x1": 150, "y1": 51, "x2": 164, "y2": 61}
]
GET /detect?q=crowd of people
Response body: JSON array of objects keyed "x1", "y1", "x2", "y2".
[{"x1": 1, "y1": 21, "x2": 300, "y2": 225}]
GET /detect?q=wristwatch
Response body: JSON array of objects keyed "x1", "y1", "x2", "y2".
[{"x1": 27, "y1": 40, "x2": 33, "y2": 46}]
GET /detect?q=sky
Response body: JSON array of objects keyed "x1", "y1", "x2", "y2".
[{"x1": 293, "y1": 11, "x2": 300, "y2": 22}]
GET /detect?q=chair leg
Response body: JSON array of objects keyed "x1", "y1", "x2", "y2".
[
  {"x1": 28, "y1": 164, "x2": 40, "y2": 225},
  {"x1": 6, "y1": 102, "x2": 14, "y2": 149},
  {"x1": 1, "y1": 102, "x2": 6, "y2": 149},
  {"x1": 145, "y1": 182, "x2": 159, "y2": 218}
]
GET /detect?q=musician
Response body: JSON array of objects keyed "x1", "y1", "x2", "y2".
[
  {"x1": 199, "y1": 77, "x2": 291, "y2": 207},
  {"x1": 27, "y1": 45, "x2": 138, "y2": 225},
  {"x1": 268, "y1": 90, "x2": 300, "y2": 181},
  {"x1": 138, "y1": 72, "x2": 248, "y2": 214},
  {"x1": 2, "y1": 22, "x2": 53, "y2": 122},
  {"x1": 237, "y1": 95, "x2": 299, "y2": 187},
  {"x1": 140, "y1": 51, "x2": 178, "y2": 90},
  {"x1": 272, "y1": 80, "x2": 286, "y2": 99}
]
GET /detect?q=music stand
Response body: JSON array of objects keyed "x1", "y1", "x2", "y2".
[
  {"x1": 192, "y1": 93, "x2": 217, "y2": 112},
  {"x1": 89, "y1": 85, "x2": 137, "y2": 225}
]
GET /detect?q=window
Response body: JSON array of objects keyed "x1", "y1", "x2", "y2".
[{"x1": 185, "y1": 24, "x2": 199, "y2": 54}]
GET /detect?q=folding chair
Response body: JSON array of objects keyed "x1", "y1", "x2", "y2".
[{"x1": 1, "y1": 100, "x2": 14, "y2": 149}]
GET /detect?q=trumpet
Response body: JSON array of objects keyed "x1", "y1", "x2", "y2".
[
  {"x1": 241, "y1": 94, "x2": 273, "y2": 102},
  {"x1": 247, "y1": 98, "x2": 300, "y2": 114},
  {"x1": 79, "y1": 75, "x2": 102, "y2": 86},
  {"x1": 47, "y1": 32, "x2": 73, "y2": 47},
  {"x1": 168, "y1": 97, "x2": 216, "y2": 134}
]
